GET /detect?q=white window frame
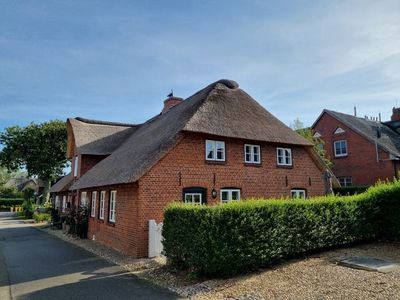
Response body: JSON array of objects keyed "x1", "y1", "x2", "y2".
[
  {"x1": 99, "y1": 191, "x2": 105, "y2": 220},
  {"x1": 277, "y1": 147, "x2": 292, "y2": 166},
  {"x1": 338, "y1": 177, "x2": 352, "y2": 187},
  {"x1": 73, "y1": 155, "x2": 79, "y2": 177},
  {"x1": 291, "y1": 189, "x2": 306, "y2": 199},
  {"x1": 109, "y1": 190, "x2": 117, "y2": 223},
  {"x1": 91, "y1": 191, "x2": 97, "y2": 217},
  {"x1": 220, "y1": 189, "x2": 241, "y2": 203},
  {"x1": 55, "y1": 195, "x2": 60, "y2": 209},
  {"x1": 334, "y1": 140, "x2": 348, "y2": 157},
  {"x1": 62, "y1": 195, "x2": 67, "y2": 212},
  {"x1": 205, "y1": 140, "x2": 225, "y2": 161},
  {"x1": 244, "y1": 144, "x2": 261, "y2": 164},
  {"x1": 184, "y1": 193, "x2": 203, "y2": 205},
  {"x1": 80, "y1": 191, "x2": 87, "y2": 207}
]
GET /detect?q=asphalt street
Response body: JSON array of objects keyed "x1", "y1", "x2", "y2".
[{"x1": 0, "y1": 212, "x2": 179, "y2": 300}]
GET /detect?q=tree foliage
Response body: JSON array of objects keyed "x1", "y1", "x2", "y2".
[
  {"x1": 291, "y1": 118, "x2": 332, "y2": 168},
  {"x1": 0, "y1": 120, "x2": 67, "y2": 180}
]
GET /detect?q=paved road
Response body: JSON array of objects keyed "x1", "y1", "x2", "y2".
[{"x1": 0, "y1": 212, "x2": 179, "y2": 300}]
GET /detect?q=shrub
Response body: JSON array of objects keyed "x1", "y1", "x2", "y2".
[
  {"x1": 0, "y1": 198, "x2": 24, "y2": 207},
  {"x1": 333, "y1": 186, "x2": 369, "y2": 196},
  {"x1": 32, "y1": 212, "x2": 51, "y2": 222},
  {"x1": 163, "y1": 180, "x2": 400, "y2": 277},
  {"x1": 0, "y1": 187, "x2": 23, "y2": 198}
]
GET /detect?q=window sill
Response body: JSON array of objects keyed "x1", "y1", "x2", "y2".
[
  {"x1": 97, "y1": 219, "x2": 105, "y2": 223},
  {"x1": 205, "y1": 160, "x2": 226, "y2": 165},
  {"x1": 277, "y1": 164, "x2": 293, "y2": 169},
  {"x1": 244, "y1": 163, "x2": 262, "y2": 167},
  {"x1": 334, "y1": 155, "x2": 348, "y2": 159},
  {"x1": 107, "y1": 222, "x2": 116, "y2": 227}
]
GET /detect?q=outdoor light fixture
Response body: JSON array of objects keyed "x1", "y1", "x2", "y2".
[{"x1": 211, "y1": 188, "x2": 217, "y2": 199}]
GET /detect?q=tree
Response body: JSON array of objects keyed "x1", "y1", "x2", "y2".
[
  {"x1": 291, "y1": 118, "x2": 333, "y2": 169},
  {"x1": 0, "y1": 120, "x2": 67, "y2": 203},
  {"x1": 0, "y1": 166, "x2": 26, "y2": 186}
]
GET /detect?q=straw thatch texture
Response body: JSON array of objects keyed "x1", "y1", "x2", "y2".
[
  {"x1": 49, "y1": 173, "x2": 73, "y2": 193},
  {"x1": 71, "y1": 79, "x2": 313, "y2": 190}
]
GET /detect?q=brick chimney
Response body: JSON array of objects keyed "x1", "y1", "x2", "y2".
[
  {"x1": 162, "y1": 96, "x2": 183, "y2": 114},
  {"x1": 391, "y1": 107, "x2": 400, "y2": 121}
]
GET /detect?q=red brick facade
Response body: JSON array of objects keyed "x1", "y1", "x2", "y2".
[
  {"x1": 313, "y1": 112, "x2": 398, "y2": 186},
  {"x1": 75, "y1": 132, "x2": 326, "y2": 257}
]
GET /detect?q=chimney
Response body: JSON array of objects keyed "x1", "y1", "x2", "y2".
[
  {"x1": 162, "y1": 96, "x2": 183, "y2": 114},
  {"x1": 391, "y1": 107, "x2": 400, "y2": 121}
]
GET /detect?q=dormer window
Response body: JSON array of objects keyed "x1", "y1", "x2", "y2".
[
  {"x1": 205, "y1": 140, "x2": 225, "y2": 161},
  {"x1": 334, "y1": 127, "x2": 345, "y2": 134}
]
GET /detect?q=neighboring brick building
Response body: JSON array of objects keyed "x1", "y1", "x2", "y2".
[
  {"x1": 51, "y1": 79, "x2": 334, "y2": 257},
  {"x1": 312, "y1": 109, "x2": 400, "y2": 187}
]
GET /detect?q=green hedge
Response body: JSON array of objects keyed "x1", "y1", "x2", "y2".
[
  {"x1": 333, "y1": 186, "x2": 369, "y2": 196},
  {"x1": 162, "y1": 181, "x2": 400, "y2": 277},
  {"x1": 0, "y1": 198, "x2": 24, "y2": 207}
]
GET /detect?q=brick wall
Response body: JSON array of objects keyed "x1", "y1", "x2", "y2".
[
  {"x1": 313, "y1": 112, "x2": 396, "y2": 186},
  {"x1": 84, "y1": 183, "x2": 139, "y2": 256},
  {"x1": 135, "y1": 132, "x2": 326, "y2": 257}
]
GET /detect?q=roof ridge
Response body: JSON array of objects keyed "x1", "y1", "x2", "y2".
[{"x1": 74, "y1": 117, "x2": 139, "y2": 127}]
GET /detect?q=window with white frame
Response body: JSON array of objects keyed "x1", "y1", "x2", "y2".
[
  {"x1": 99, "y1": 191, "x2": 105, "y2": 220},
  {"x1": 205, "y1": 140, "x2": 225, "y2": 161},
  {"x1": 73, "y1": 156, "x2": 79, "y2": 177},
  {"x1": 55, "y1": 195, "x2": 60, "y2": 210},
  {"x1": 220, "y1": 189, "x2": 241, "y2": 203},
  {"x1": 62, "y1": 195, "x2": 67, "y2": 212},
  {"x1": 81, "y1": 191, "x2": 87, "y2": 207},
  {"x1": 277, "y1": 148, "x2": 292, "y2": 166},
  {"x1": 91, "y1": 191, "x2": 97, "y2": 217},
  {"x1": 338, "y1": 177, "x2": 352, "y2": 187},
  {"x1": 291, "y1": 189, "x2": 306, "y2": 199},
  {"x1": 109, "y1": 190, "x2": 117, "y2": 223},
  {"x1": 184, "y1": 193, "x2": 202, "y2": 205},
  {"x1": 334, "y1": 140, "x2": 348, "y2": 157},
  {"x1": 244, "y1": 144, "x2": 261, "y2": 164}
]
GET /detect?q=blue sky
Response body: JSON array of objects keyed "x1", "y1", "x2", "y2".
[{"x1": 1, "y1": 0, "x2": 399, "y2": 133}]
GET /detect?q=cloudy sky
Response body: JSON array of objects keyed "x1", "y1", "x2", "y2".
[{"x1": 1, "y1": 0, "x2": 399, "y2": 132}]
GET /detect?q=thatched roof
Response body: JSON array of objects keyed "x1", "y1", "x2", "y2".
[
  {"x1": 71, "y1": 79, "x2": 313, "y2": 190},
  {"x1": 49, "y1": 173, "x2": 73, "y2": 193},
  {"x1": 66, "y1": 117, "x2": 139, "y2": 158},
  {"x1": 313, "y1": 110, "x2": 400, "y2": 158}
]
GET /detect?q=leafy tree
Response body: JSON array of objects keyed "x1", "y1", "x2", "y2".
[
  {"x1": 291, "y1": 118, "x2": 333, "y2": 168},
  {"x1": 0, "y1": 120, "x2": 67, "y2": 203},
  {"x1": 0, "y1": 166, "x2": 26, "y2": 186}
]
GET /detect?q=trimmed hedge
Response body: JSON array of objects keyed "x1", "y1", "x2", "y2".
[
  {"x1": 333, "y1": 186, "x2": 369, "y2": 196},
  {"x1": 0, "y1": 198, "x2": 24, "y2": 207},
  {"x1": 163, "y1": 181, "x2": 400, "y2": 276}
]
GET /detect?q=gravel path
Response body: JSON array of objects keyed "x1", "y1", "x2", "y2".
[{"x1": 41, "y1": 226, "x2": 400, "y2": 299}]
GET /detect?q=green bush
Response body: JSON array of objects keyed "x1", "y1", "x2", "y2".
[
  {"x1": 0, "y1": 187, "x2": 23, "y2": 198},
  {"x1": 32, "y1": 212, "x2": 51, "y2": 222},
  {"x1": 333, "y1": 186, "x2": 369, "y2": 196},
  {"x1": 162, "y1": 180, "x2": 400, "y2": 277},
  {"x1": 0, "y1": 198, "x2": 24, "y2": 207}
]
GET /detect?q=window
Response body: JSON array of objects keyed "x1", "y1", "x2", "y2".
[
  {"x1": 338, "y1": 177, "x2": 352, "y2": 187},
  {"x1": 205, "y1": 140, "x2": 225, "y2": 161},
  {"x1": 334, "y1": 140, "x2": 348, "y2": 157},
  {"x1": 277, "y1": 148, "x2": 292, "y2": 166},
  {"x1": 90, "y1": 191, "x2": 97, "y2": 217},
  {"x1": 62, "y1": 195, "x2": 67, "y2": 212},
  {"x1": 55, "y1": 196, "x2": 60, "y2": 210},
  {"x1": 313, "y1": 132, "x2": 322, "y2": 138},
  {"x1": 291, "y1": 189, "x2": 306, "y2": 199},
  {"x1": 73, "y1": 156, "x2": 79, "y2": 177},
  {"x1": 81, "y1": 191, "x2": 87, "y2": 207},
  {"x1": 184, "y1": 193, "x2": 202, "y2": 205},
  {"x1": 244, "y1": 144, "x2": 261, "y2": 164},
  {"x1": 109, "y1": 190, "x2": 117, "y2": 223},
  {"x1": 220, "y1": 189, "x2": 241, "y2": 203},
  {"x1": 334, "y1": 127, "x2": 345, "y2": 134},
  {"x1": 99, "y1": 191, "x2": 105, "y2": 220}
]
